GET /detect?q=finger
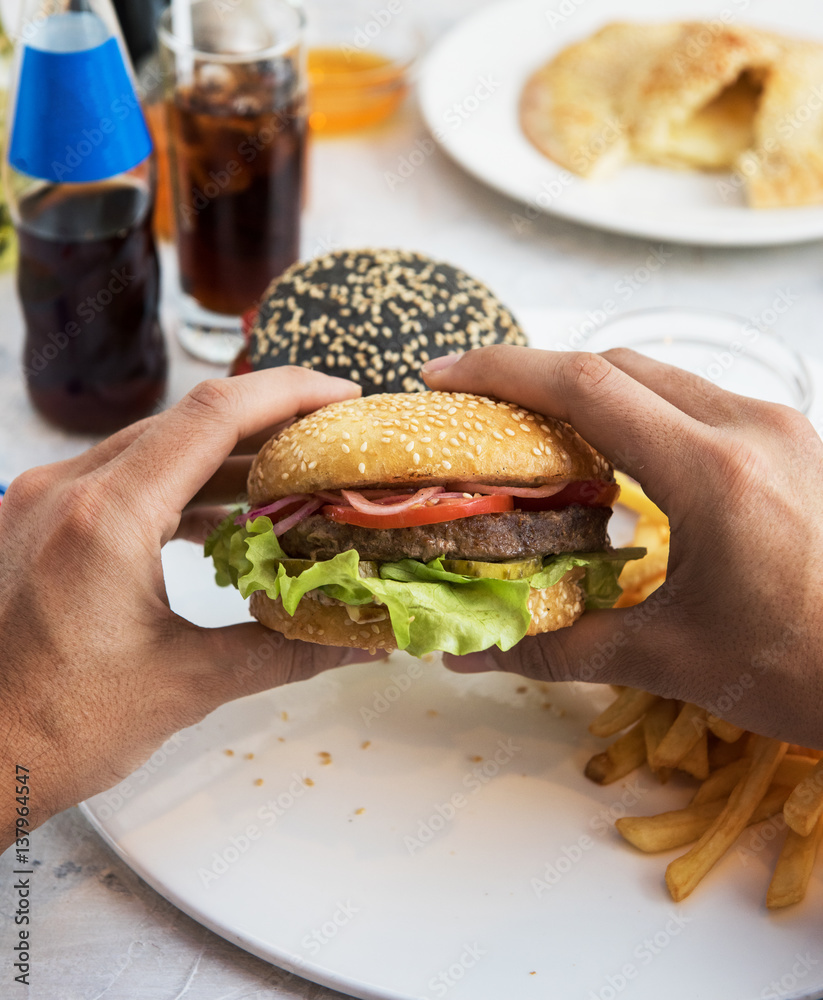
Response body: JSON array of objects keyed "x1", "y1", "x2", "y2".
[
  {"x1": 442, "y1": 597, "x2": 679, "y2": 696},
  {"x1": 178, "y1": 623, "x2": 388, "y2": 711},
  {"x1": 186, "y1": 457, "x2": 253, "y2": 509},
  {"x1": 173, "y1": 507, "x2": 230, "y2": 543},
  {"x1": 422, "y1": 347, "x2": 699, "y2": 492},
  {"x1": 601, "y1": 348, "x2": 755, "y2": 427},
  {"x1": 109, "y1": 369, "x2": 360, "y2": 535},
  {"x1": 40, "y1": 416, "x2": 157, "y2": 481}
]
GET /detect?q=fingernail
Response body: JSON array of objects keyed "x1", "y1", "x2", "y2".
[{"x1": 423, "y1": 353, "x2": 463, "y2": 376}]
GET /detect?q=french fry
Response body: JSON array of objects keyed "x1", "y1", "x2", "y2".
[
  {"x1": 692, "y1": 759, "x2": 750, "y2": 805},
  {"x1": 618, "y1": 800, "x2": 725, "y2": 853},
  {"x1": 643, "y1": 698, "x2": 679, "y2": 781},
  {"x1": 584, "y1": 721, "x2": 647, "y2": 785},
  {"x1": 614, "y1": 472, "x2": 668, "y2": 524},
  {"x1": 615, "y1": 506, "x2": 670, "y2": 607},
  {"x1": 637, "y1": 574, "x2": 666, "y2": 601},
  {"x1": 589, "y1": 688, "x2": 660, "y2": 739},
  {"x1": 706, "y1": 715, "x2": 746, "y2": 744},
  {"x1": 632, "y1": 516, "x2": 670, "y2": 549},
  {"x1": 775, "y1": 755, "x2": 821, "y2": 790},
  {"x1": 665, "y1": 737, "x2": 788, "y2": 902},
  {"x1": 649, "y1": 704, "x2": 708, "y2": 771},
  {"x1": 619, "y1": 554, "x2": 668, "y2": 594},
  {"x1": 677, "y1": 730, "x2": 710, "y2": 781},
  {"x1": 617, "y1": 785, "x2": 790, "y2": 854},
  {"x1": 708, "y1": 733, "x2": 749, "y2": 769},
  {"x1": 697, "y1": 755, "x2": 815, "y2": 807},
  {"x1": 767, "y1": 816, "x2": 823, "y2": 910},
  {"x1": 615, "y1": 576, "x2": 666, "y2": 607},
  {"x1": 788, "y1": 746, "x2": 823, "y2": 760},
  {"x1": 615, "y1": 588, "x2": 642, "y2": 609},
  {"x1": 783, "y1": 757, "x2": 823, "y2": 837}
]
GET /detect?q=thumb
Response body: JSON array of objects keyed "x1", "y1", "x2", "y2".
[
  {"x1": 178, "y1": 623, "x2": 387, "y2": 713},
  {"x1": 443, "y1": 594, "x2": 677, "y2": 695}
]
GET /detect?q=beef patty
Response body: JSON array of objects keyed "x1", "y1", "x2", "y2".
[{"x1": 280, "y1": 505, "x2": 611, "y2": 563}]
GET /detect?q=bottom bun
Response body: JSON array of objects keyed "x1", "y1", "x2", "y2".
[
  {"x1": 249, "y1": 569, "x2": 586, "y2": 653},
  {"x1": 250, "y1": 590, "x2": 399, "y2": 652}
]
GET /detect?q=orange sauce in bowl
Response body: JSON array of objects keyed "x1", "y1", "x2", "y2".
[{"x1": 308, "y1": 48, "x2": 409, "y2": 133}]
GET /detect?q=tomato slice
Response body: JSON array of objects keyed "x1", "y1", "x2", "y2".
[
  {"x1": 230, "y1": 349, "x2": 254, "y2": 377},
  {"x1": 322, "y1": 494, "x2": 514, "y2": 529},
  {"x1": 515, "y1": 480, "x2": 618, "y2": 511}
]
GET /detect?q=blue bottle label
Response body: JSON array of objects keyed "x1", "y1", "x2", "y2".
[{"x1": 9, "y1": 34, "x2": 153, "y2": 183}]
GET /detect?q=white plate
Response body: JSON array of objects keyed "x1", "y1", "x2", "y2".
[
  {"x1": 418, "y1": 0, "x2": 823, "y2": 247},
  {"x1": 80, "y1": 409, "x2": 823, "y2": 1000}
]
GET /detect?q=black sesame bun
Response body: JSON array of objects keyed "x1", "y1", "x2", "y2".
[{"x1": 244, "y1": 248, "x2": 528, "y2": 394}]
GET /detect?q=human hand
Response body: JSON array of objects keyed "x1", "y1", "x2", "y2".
[
  {"x1": 0, "y1": 369, "x2": 370, "y2": 853},
  {"x1": 423, "y1": 346, "x2": 823, "y2": 749}
]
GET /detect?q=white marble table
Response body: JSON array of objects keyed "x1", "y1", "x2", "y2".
[{"x1": 2, "y1": 1, "x2": 823, "y2": 996}]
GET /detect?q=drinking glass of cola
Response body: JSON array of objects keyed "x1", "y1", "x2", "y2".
[{"x1": 159, "y1": 0, "x2": 307, "y2": 364}]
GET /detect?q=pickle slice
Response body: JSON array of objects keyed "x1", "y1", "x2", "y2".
[
  {"x1": 276, "y1": 558, "x2": 379, "y2": 578},
  {"x1": 442, "y1": 556, "x2": 544, "y2": 580},
  {"x1": 276, "y1": 559, "x2": 316, "y2": 576}
]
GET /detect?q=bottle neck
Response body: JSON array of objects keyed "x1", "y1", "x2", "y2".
[{"x1": 9, "y1": 159, "x2": 155, "y2": 240}]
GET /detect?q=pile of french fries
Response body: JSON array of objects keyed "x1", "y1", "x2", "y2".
[{"x1": 586, "y1": 475, "x2": 823, "y2": 908}]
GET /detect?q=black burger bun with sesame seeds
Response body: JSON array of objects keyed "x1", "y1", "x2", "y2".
[
  {"x1": 243, "y1": 248, "x2": 529, "y2": 394},
  {"x1": 229, "y1": 391, "x2": 623, "y2": 653}
]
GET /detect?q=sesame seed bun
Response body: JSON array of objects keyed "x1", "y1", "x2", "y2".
[
  {"x1": 247, "y1": 248, "x2": 528, "y2": 394},
  {"x1": 248, "y1": 391, "x2": 612, "y2": 504},
  {"x1": 249, "y1": 570, "x2": 586, "y2": 652}
]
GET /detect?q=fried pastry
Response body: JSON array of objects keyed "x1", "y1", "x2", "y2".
[
  {"x1": 520, "y1": 20, "x2": 823, "y2": 208},
  {"x1": 521, "y1": 22, "x2": 677, "y2": 179}
]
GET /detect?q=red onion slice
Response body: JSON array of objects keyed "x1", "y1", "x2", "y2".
[
  {"x1": 354, "y1": 488, "x2": 417, "y2": 499},
  {"x1": 449, "y1": 482, "x2": 570, "y2": 498},
  {"x1": 273, "y1": 498, "x2": 323, "y2": 536},
  {"x1": 236, "y1": 494, "x2": 310, "y2": 526},
  {"x1": 368, "y1": 493, "x2": 440, "y2": 505},
  {"x1": 316, "y1": 488, "x2": 421, "y2": 506},
  {"x1": 341, "y1": 487, "x2": 444, "y2": 515},
  {"x1": 314, "y1": 490, "x2": 346, "y2": 504}
]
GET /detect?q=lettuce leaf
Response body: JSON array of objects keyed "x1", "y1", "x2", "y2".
[
  {"x1": 205, "y1": 513, "x2": 643, "y2": 657},
  {"x1": 529, "y1": 549, "x2": 646, "y2": 610}
]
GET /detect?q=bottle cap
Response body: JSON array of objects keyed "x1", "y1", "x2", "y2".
[{"x1": 8, "y1": 11, "x2": 153, "y2": 183}]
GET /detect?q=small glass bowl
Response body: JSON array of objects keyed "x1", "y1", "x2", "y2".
[
  {"x1": 305, "y1": 0, "x2": 421, "y2": 133},
  {"x1": 584, "y1": 308, "x2": 813, "y2": 414}
]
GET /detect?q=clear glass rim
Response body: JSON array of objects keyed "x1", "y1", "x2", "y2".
[
  {"x1": 589, "y1": 306, "x2": 814, "y2": 415},
  {"x1": 158, "y1": 2, "x2": 306, "y2": 64}
]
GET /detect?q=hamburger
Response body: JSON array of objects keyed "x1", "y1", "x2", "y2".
[
  {"x1": 231, "y1": 248, "x2": 529, "y2": 391},
  {"x1": 207, "y1": 392, "x2": 642, "y2": 656}
]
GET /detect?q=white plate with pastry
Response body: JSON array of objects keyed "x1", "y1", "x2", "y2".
[{"x1": 418, "y1": 0, "x2": 823, "y2": 246}]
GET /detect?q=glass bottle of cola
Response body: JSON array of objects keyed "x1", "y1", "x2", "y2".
[{"x1": 4, "y1": 0, "x2": 167, "y2": 435}]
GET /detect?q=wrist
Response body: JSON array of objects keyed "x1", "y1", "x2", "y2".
[{"x1": 0, "y1": 717, "x2": 57, "y2": 855}]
